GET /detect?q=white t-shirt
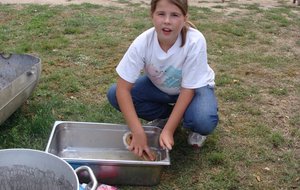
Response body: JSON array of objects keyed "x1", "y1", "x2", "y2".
[{"x1": 116, "y1": 27, "x2": 215, "y2": 95}]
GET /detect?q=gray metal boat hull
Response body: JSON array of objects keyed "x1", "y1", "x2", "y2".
[{"x1": 0, "y1": 53, "x2": 41, "y2": 125}]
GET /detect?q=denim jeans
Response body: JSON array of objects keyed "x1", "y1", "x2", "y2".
[{"x1": 107, "y1": 76, "x2": 219, "y2": 135}]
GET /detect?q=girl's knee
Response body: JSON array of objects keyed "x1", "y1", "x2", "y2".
[
  {"x1": 107, "y1": 84, "x2": 119, "y2": 109},
  {"x1": 184, "y1": 114, "x2": 219, "y2": 135},
  {"x1": 198, "y1": 115, "x2": 218, "y2": 135},
  {"x1": 184, "y1": 85, "x2": 219, "y2": 135}
]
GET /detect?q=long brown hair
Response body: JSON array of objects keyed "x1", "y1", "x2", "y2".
[{"x1": 150, "y1": 0, "x2": 196, "y2": 47}]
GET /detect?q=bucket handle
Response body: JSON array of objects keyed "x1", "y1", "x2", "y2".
[{"x1": 75, "y1": 166, "x2": 98, "y2": 190}]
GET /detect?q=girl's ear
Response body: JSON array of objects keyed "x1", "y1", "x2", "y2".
[
  {"x1": 151, "y1": 13, "x2": 155, "y2": 24},
  {"x1": 184, "y1": 15, "x2": 188, "y2": 23}
]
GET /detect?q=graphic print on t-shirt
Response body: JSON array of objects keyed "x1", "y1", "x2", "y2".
[
  {"x1": 147, "y1": 63, "x2": 182, "y2": 89},
  {"x1": 164, "y1": 66, "x2": 181, "y2": 88},
  {"x1": 147, "y1": 63, "x2": 164, "y2": 85}
]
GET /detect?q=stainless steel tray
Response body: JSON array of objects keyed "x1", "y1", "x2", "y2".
[{"x1": 45, "y1": 121, "x2": 170, "y2": 186}]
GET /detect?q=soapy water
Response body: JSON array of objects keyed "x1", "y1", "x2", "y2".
[
  {"x1": 0, "y1": 165, "x2": 75, "y2": 190},
  {"x1": 0, "y1": 77, "x2": 10, "y2": 89},
  {"x1": 0, "y1": 57, "x2": 33, "y2": 90},
  {"x1": 0, "y1": 64, "x2": 16, "y2": 89}
]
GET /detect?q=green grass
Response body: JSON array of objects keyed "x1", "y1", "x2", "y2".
[{"x1": 0, "y1": 1, "x2": 300, "y2": 189}]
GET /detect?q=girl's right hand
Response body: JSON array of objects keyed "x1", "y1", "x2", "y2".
[{"x1": 128, "y1": 131, "x2": 155, "y2": 161}]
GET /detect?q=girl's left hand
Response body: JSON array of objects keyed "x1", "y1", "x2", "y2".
[{"x1": 159, "y1": 129, "x2": 174, "y2": 150}]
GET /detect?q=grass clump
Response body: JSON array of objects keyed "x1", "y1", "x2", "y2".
[{"x1": 269, "y1": 132, "x2": 285, "y2": 148}]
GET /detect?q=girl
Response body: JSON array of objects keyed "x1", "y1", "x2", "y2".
[{"x1": 107, "y1": 0, "x2": 219, "y2": 160}]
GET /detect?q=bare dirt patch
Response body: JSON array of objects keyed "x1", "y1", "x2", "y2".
[{"x1": 0, "y1": 0, "x2": 296, "y2": 9}]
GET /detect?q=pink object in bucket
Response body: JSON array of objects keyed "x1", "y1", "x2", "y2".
[{"x1": 97, "y1": 184, "x2": 118, "y2": 190}]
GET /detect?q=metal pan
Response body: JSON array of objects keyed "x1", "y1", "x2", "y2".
[{"x1": 46, "y1": 121, "x2": 170, "y2": 186}]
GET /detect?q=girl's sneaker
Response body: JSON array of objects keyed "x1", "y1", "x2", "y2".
[
  {"x1": 187, "y1": 132, "x2": 207, "y2": 148},
  {"x1": 146, "y1": 118, "x2": 168, "y2": 128}
]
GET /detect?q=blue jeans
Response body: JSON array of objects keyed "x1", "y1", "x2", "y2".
[{"x1": 107, "y1": 76, "x2": 219, "y2": 135}]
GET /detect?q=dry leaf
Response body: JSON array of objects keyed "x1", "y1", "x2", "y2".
[{"x1": 256, "y1": 175, "x2": 261, "y2": 182}]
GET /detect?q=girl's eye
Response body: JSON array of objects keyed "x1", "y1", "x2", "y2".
[{"x1": 171, "y1": 13, "x2": 180, "y2": 17}]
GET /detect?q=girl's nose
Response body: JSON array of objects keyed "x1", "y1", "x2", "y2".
[{"x1": 164, "y1": 15, "x2": 170, "y2": 24}]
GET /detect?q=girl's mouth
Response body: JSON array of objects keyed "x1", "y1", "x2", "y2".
[{"x1": 162, "y1": 28, "x2": 172, "y2": 35}]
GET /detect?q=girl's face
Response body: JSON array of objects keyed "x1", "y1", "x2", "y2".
[{"x1": 152, "y1": 0, "x2": 187, "y2": 51}]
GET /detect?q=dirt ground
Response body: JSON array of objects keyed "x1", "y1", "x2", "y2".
[{"x1": 0, "y1": 0, "x2": 297, "y2": 9}]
